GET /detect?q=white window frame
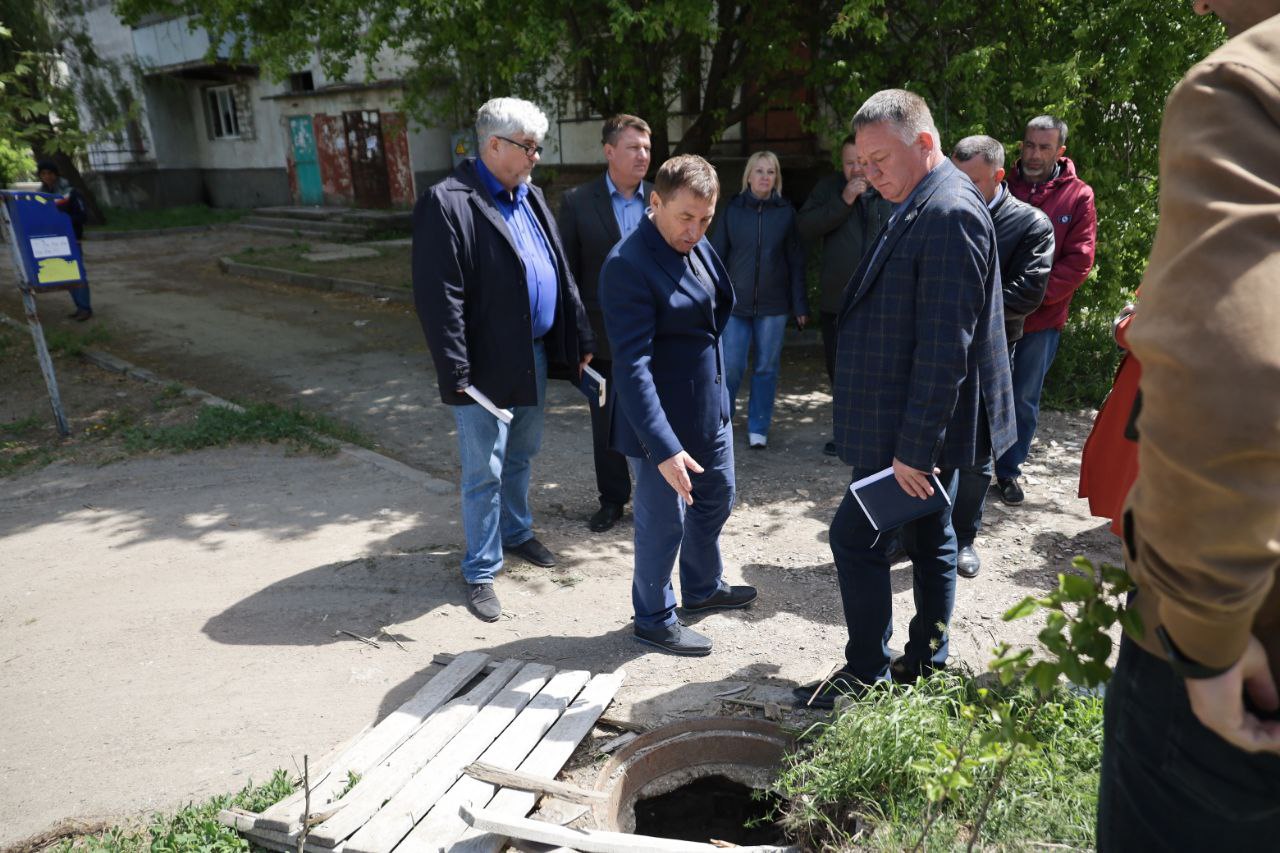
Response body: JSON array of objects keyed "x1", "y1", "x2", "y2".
[{"x1": 206, "y1": 85, "x2": 241, "y2": 140}]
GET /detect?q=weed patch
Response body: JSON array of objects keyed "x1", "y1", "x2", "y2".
[
  {"x1": 43, "y1": 324, "x2": 112, "y2": 357},
  {"x1": 47, "y1": 769, "x2": 294, "y2": 851},
  {"x1": 772, "y1": 675, "x2": 1101, "y2": 851},
  {"x1": 121, "y1": 401, "x2": 370, "y2": 455}
]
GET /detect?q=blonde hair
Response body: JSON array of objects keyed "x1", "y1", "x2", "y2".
[{"x1": 741, "y1": 150, "x2": 781, "y2": 194}]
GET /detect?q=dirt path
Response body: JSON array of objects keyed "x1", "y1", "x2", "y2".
[{"x1": 0, "y1": 229, "x2": 1121, "y2": 842}]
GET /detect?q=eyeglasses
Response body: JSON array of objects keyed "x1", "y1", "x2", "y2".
[{"x1": 497, "y1": 135, "x2": 544, "y2": 158}]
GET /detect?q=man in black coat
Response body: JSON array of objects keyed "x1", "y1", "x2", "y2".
[
  {"x1": 557, "y1": 114, "x2": 654, "y2": 533},
  {"x1": 413, "y1": 97, "x2": 595, "y2": 622},
  {"x1": 797, "y1": 134, "x2": 893, "y2": 455},
  {"x1": 947, "y1": 135, "x2": 1054, "y2": 579}
]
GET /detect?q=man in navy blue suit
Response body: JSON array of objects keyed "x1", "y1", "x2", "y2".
[
  {"x1": 599, "y1": 155, "x2": 758, "y2": 656},
  {"x1": 796, "y1": 90, "x2": 1016, "y2": 707}
]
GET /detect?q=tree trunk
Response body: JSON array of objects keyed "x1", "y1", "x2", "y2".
[{"x1": 31, "y1": 139, "x2": 104, "y2": 226}]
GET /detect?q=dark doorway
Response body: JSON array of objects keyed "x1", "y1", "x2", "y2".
[{"x1": 344, "y1": 109, "x2": 392, "y2": 208}]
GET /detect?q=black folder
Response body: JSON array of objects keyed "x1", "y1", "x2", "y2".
[{"x1": 849, "y1": 466, "x2": 951, "y2": 531}]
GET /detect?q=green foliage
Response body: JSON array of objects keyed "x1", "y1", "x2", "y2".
[
  {"x1": 43, "y1": 323, "x2": 112, "y2": 357},
  {"x1": 1, "y1": 2, "x2": 141, "y2": 162},
  {"x1": 110, "y1": 0, "x2": 818, "y2": 159},
  {"x1": 50, "y1": 769, "x2": 295, "y2": 851},
  {"x1": 773, "y1": 676, "x2": 1102, "y2": 850},
  {"x1": 0, "y1": 134, "x2": 34, "y2": 185},
  {"x1": 818, "y1": 0, "x2": 1223, "y2": 408},
  {"x1": 93, "y1": 205, "x2": 249, "y2": 232},
  {"x1": 120, "y1": 401, "x2": 371, "y2": 454},
  {"x1": 336, "y1": 770, "x2": 361, "y2": 799}
]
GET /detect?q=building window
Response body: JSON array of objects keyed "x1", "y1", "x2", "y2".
[
  {"x1": 288, "y1": 71, "x2": 315, "y2": 93},
  {"x1": 206, "y1": 85, "x2": 241, "y2": 139}
]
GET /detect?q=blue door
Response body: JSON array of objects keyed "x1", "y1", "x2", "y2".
[{"x1": 289, "y1": 116, "x2": 323, "y2": 205}]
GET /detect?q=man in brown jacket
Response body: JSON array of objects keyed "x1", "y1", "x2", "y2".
[{"x1": 1097, "y1": 2, "x2": 1280, "y2": 847}]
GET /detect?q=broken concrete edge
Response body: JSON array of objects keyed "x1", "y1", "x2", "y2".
[
  {"x1": 83, "y1": 224, "x2": 221, "y2": 241},
  {"x1": 218, "y1": 257, "x2": 413, "y2": 305},
  {"x1": 0, "y1": 309, "x2": 453, "y2": 495}
]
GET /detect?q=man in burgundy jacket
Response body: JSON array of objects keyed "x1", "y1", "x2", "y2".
[{"x1": 994, "y1": 115, "x2": 1097, "y2": 505}]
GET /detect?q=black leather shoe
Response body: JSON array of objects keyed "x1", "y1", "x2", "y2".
[
  {"x1": 588, "y1": 502, "x2": 624, "y2": 533},
  {"x1": 506, "y1": 537, "x2": 556, "y2": 567},
  {"x1": 957, "y1": 544, "x2": 981, "y2": 579},
  {"x1": 467, "y1": 583, "x2": 501, "y2": 622},
  {"x1": 792, "y1": 670, "x2": 874, "y2": 709},
  {"x1": 682, "y1": 584, "x2": 758, "y2": 613},
  {"x1": 997, "y1": 477, "x2": 1024, "y2": 506},
  {"x1": 634, "y1": 621, "x2": 712, "y2": 656},
  {"x1": 823, "y1": 441, "x2": 838, "y2": 457}
]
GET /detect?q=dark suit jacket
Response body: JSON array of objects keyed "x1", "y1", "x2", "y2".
[
  {"x1": 412, "y1": 159, "x2": 594, "y2": 407},
  {"x1": 990, "y1": 185, "x2": 1054, "y2": 343},
  {"x1": 557, "y1": 174, "x2": 654, "y2": 361},
  {"x1": 599, "y1": 215, "x2": 734, "y2": 461},
  {"x1": 833, "y1": 158, "x2": 1015, "y2": 471}
]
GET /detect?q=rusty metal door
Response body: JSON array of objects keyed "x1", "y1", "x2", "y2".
[{"x1": 343, "y1": 110, "x2": 391, "y2": 208}]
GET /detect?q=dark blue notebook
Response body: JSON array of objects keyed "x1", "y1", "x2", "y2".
[{"x1": 849, "y1": 467, "x2": 951, "y2": 531}]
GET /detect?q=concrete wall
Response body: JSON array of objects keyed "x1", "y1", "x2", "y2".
[
  {"x1": 85, "y1": 167, "x2": 291, "y2": 209},
  {"x1": 142, "y1": 77, "x2": 201, "y2": 169}
]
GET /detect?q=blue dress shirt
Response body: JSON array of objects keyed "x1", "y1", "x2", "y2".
[
  {"x1": 474, "y1": 158, "x2": 559, "y2": 339},
  {"x1": 605, "y1": 172, "x2": 646, "y2": 238}
]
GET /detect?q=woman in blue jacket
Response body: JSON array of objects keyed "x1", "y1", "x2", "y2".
[{"x1": 710, "y1": 150, "x2": 807, "y2": 448}]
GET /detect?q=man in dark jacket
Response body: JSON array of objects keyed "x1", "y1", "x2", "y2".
[
  {"x1": 600, "y1": 154, "x2": 757, "y2": 656},
  {"x1": 557, "y1": 114, "x2": 654, "y2": 533},
  {"x1": 413, "y1": 97, "x2": 595, "y2": 622},
  {"x1": 797, "y1": 135, "x2": 893, "y2": 456},
  {"x1": 947, "y1": 135, "x2": 1054, "y2": 578},
  {"x1": 795, "y1": 90, "x2": 1014, "y2": 708},
  {"x1": 36, "y1": 161, "x2": 92, "y2": 321},
  {"x1": 995, "y1": 115, "x2": 1097, "y2": 506}
]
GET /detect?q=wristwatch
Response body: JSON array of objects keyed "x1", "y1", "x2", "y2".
[{"x1": 1155, "y1": 625, "x2": 1233, "y2": 680}]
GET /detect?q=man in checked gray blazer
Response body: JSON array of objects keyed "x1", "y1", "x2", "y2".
[{"x1": 796, "y1": 90, "x2": 1015, "y2": 708}]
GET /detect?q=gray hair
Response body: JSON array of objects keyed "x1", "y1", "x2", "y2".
[
  {"x1": 475, "y1": 97, "x2": 549, "y2": 145},
  {"x1": 952, "y1": 135, "x2": 1006, "y2": 168},
  {"x1": 1025, "y1": 114, "x2": 1068, "y2": 146},
  {"x1": 852, "y1": 89, "x2": 940, "y2": 149}
]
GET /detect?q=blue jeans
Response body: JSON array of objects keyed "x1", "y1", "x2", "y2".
[
  {"x1": 451, "y1": 341, "x2": 546, "y2": 585},
  {"x1": 70, "y1": 283, "x2": 91, "y2": 312},
  {"x1": 722, "y1": 313, "x2": 787, "y2": 437},
  {"x1": 829, "y1": 467, "x2": 960, "y2": 682},
  {"x1": 996, "y1": 327, "x2": 1060, "y2": 480},
  {"x1": 1098, "y1": 634, "x2": 1280, "y2": 850},
  {"x1": 628, "y1": 422, "x2": 735, "y2": 630}
]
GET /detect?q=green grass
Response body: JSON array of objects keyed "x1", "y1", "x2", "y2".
[
  {"x1": 49, "y1": 768, "x2": 294, "y2": 851},
  {"x1": 772, "y1": 674, "x2": 1102, "y2": 851},
  {"x1": 120, "y1": 401, "x2": 371, "y2": 455},
  {"x1": 93, "y1": 205, "x2": 248, "y2": 232},
  {"x1": 227, "y1": 244, "x2": 412, "y2": 290},
  {"x1": 43, "y1": 324, "x2": 112, "y2": 357}
]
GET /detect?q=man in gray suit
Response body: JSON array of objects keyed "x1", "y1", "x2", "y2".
[{"x1": 558, "y1": 115, "x2": 654, "y2": 533}]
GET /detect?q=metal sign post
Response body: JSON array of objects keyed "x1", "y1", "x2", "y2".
[{"x1": 1, "y1": 192, "x2": 74, "y2": 436}]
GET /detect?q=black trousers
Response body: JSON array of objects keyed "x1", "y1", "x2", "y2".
[
  {"x1": 588, "y1": 359, "x2": 632, "y2": 507},
  {"x1": 820, "y1": 310, "x2": 839, "y2": 384},
  {"x1": 1097, "y1": 634, "x2": 1280, "y2": 850}
]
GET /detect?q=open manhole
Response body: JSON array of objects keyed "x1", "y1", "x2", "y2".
[{"x1": 593, "y1": 717, "x2": 794, "y2": 845}]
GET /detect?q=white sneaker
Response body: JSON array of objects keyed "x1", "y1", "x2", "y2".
[{"x1": 748, "y1": 432, "x2": 767, "y2": 448}]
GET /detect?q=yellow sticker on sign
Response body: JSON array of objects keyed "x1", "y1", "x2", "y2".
[{"x1": 37, "y1": 257, "x2": 82, "y2": 283}]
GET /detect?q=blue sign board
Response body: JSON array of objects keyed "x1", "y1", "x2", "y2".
[{"x1": 1, "y1": 189, "x2": 88, "y2": 292}]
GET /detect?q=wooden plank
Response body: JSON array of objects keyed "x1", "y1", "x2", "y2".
[
  {"x1": 391, "y1": 670, "x2": 592, "y2": 851},
  {"x1": 218, "y1": 809, "x2": 344, "y2": 853},
  {"x1": 256, "y1": 651, "x2": 490, "y2": 833},
  {"x1": 459, "y1": 805, "x2": 798, "y2": 853},
  {"x1": 463, "y1": 762, "x2": 608, "y2": 805},
  {"x1": 449, "y1": 668, "x2": 625, "y2": 853},
  {"x1": 301, "y1": 658, "x2": 525, "y2": 847},
  {"x1": 346, "y1": 667, "x2": 583, "y2": 853}
]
